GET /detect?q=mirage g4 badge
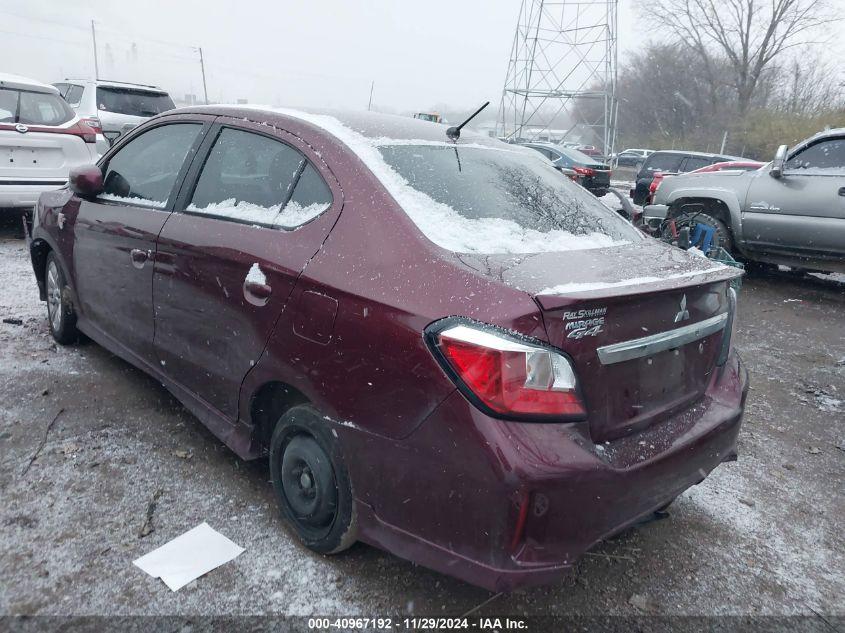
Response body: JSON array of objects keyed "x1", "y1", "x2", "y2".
[
  {"x1": 674, "y1": 294, "x2": 690, "y2": 323},
  {"x1": 564, "y1": 307, "x2": 607, "y2": 339}
]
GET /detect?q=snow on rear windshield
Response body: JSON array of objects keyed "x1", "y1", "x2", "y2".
[{"x1": 376, "y1": 144, "x2": 640, "y2": 254}]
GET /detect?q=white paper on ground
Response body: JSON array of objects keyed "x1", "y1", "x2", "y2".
[{"x1": 133, "y1": 522, "x2": 245, "y2": 591}]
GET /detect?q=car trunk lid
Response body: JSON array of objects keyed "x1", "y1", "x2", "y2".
[{"x1": 457, "y1": 240, "x2": 740, "y2": 443}]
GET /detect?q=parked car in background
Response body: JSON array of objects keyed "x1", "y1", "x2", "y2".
[
  {"x1": 643, "y1": 128, "x2": 845, "y2": 273},
  {"x1": 615, "y1": 148, "x2": 654, "y2": 167},
  {"x1": 689, "y1": 160, "x2": 765, "y2": 174},
  {"x1": 647, "y1": 161, "x2": 766, "y2": 205},
  {"x1": 1, "y1": 72, "x2": 98, "y2": 212},
  {"x1": 575, "y1": 144, "x2": 603, "y2": 159},
  {"x1": 630, "y1": 150, "x2": 746, "y2": 205},
  {"x1": 520, "y1": 142, "x2": 611, "y2": 196},
  {"x1": 29, "y1": 106, "x2": 746, "y2": 591},
  {"x1": 53, "y1": 79, "x2": 175, "y2": 155}
]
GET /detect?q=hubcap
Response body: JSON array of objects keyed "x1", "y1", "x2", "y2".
[
  {"x1": 280, "y1": 435, "x2": 338, "y2": 532},
  {"x1": 46, "y1": 262, "x2": 62, "y2": 331}
]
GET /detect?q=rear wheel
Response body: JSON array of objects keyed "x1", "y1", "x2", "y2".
[
  {"x1": 45, "y1": 252, "x2": 79, "y2": 345},
  {"x1": 269, "y1": 404, "x2": 357, "y2": 554}
]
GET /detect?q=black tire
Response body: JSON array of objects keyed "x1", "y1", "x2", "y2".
[
  {"x1": 44, "y1": 252, "x2": 79, "y2": 345},
  {"x1": 666, "y1": 209, "x2": 734, "y2": 254},
  {"x1": 269, "y1": 404, "x2": 357, "y2": 554}
]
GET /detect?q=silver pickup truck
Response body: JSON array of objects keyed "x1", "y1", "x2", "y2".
[{"x1": 643, "y1": 128, "x2": 845, "y2": 274}]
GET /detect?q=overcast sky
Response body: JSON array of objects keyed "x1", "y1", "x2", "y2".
[{"x1": 1, "y1": 0, "x2": 843, "y2": 115}]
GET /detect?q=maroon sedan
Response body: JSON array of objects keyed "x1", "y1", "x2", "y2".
[{"x1": 28, "y1": 106, "x2": 747, "y2": 591}]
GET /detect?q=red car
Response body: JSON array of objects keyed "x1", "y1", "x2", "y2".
[
  {"x1": 648, "y1": 161, "x2": 765, "y2": 203},
  {"x1": 28, "y1": 106, "x2": 747, "y2": 591}
]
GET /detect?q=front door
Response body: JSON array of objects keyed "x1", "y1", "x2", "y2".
[
  {"x1": 152, "y1": 119, "x2": 341, "y2": 419},
  {"x1": 71, "y1": 118, "x2": 209, "y2": 361},
  {"x1": 743, "y1": 136, "x2": 845, "y2": 259}
]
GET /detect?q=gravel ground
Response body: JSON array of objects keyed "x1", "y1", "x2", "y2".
[{"x1": 0, "y1": 214, "x2": 843, "y2": 624}]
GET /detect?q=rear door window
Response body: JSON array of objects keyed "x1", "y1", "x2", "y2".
[
  {"x1": 643, "y1": 153, "x2": 684, "y2": 173},
  {"x1": 65, "y1": 85, "x2": 84, "y2": 107},
  {"x1": 681, "y1": 156, "x2": 711, "y2": 172},
  {"x1": 100, "y1": 123, "x2": 202, "y2": 208},
  {"x1": 96, "y1": 86, "x2": 175, "y2": 117},
  {"x1": 188, "y1": 127, "x2": 332, "y2": 228},
  {"x1": 0, "y1": 88, "x2": 75, "y2": 126}
]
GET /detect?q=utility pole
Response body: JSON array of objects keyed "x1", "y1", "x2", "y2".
[
  {"x1": 367, "y1": 81, "x2": 374, "y2": 111},
  {"x1": 90, "y1": 20, "x2": 99, "y2": 80},
  {"x1": 719, "y1": 130, "x2": 728, "y2": 154},
  {"x1": 197, "y1": 47, "x2": 209, "y2": 105}
]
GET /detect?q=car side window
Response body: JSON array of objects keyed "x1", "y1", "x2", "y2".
[
  {"x1": 188, "y1": 127, "x2": 333, "y2": 229},
  {"x1": 101, "y1": 123, "x2": 202, "y2": 208},
  {"x1": 784, "y1": 138, "x2": 845, "y2": 173},
  {"x1": 681, "y1": 156, "x2": 710, "y2": 172},
  {"x1": 643, "y1": 153, "x2": 683, "y2": 173},
  {"x1": 65, "y1": 85, "x2": 84, "y2": 107}
]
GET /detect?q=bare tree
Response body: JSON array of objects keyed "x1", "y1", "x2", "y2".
[{"x1": 647, "y1": 0, "x2": 836, "y2": 117}]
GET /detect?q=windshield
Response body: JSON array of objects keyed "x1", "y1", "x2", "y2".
[
  {"x1": 376, "y1": 144, "x2": 641, "y2": 254},
  {"x1": 0, "y1": 88, "x2": 75, "y2": 126},
  {"x1": 96, "y1": 86, "x2": 175, "y2": 117}
]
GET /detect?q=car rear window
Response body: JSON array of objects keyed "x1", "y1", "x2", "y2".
[
  {"x1": 377, "y1": 144, "x2": 640, "y2": 254},
  {"x1": 0, "y1": 88, "x2": 75, "y2": 126},
  {"x1": 642, "y1": 153, "x2": 684, "y2": 173},
  {"x1": 96, "y1": 86, "x2": 175, "y2": 117},
  {"x1": 560, "y1": 147, "x2": 600, "y2": 164}
]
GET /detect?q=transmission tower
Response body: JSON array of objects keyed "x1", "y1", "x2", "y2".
[{"x1": 498, "y1": 0, "x2": 618, "y2": 155}]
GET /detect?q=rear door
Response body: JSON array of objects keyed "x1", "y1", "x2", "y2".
[
  {"x1": 743, "y1": 136, "x2": 845, "y2": 259},
  {"x1": 152, "y1": 118, "x2": 342, "y2": 419},
  {"x1": 70, "y1": 116, "x2": 210, "y2": 361}
]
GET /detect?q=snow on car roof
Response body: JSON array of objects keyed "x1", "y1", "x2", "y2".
[
  {"x1": 0, "y1": 72, "x2": 59, "y2": 94},
  {"x1": 181, "y1": 104, "x2": 504, "y2": 146}
]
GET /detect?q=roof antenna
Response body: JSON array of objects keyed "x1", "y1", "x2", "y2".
[{"x1": 446, "y1": 101, "x2": 490, "y2": 141}]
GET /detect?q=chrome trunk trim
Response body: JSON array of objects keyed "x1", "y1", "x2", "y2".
[{"x1": 596, "y1": 312, "x2": 729, "y2": 365}]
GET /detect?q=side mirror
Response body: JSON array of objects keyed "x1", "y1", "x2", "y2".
[
  {"x1": 69, "y1": 164, "x2": 104, "y2": 198},
  {"x1": 770, "y1": 144, "x2": 788, "y2": 179}
]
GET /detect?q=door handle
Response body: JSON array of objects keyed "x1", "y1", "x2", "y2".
[
  {"x1": 130, "y1": 248, "x2": 150, "y2": 269},
  {"x1": 244, "y1": 280, "x2": 272, "y2": 299},
  {"x1": 838, "y1": 187, "x2": 845, "y2": 197}
]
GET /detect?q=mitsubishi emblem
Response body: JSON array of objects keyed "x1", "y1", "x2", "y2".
[{"x1": 674, "y1": 294, "x2": 690, "y2": 323}]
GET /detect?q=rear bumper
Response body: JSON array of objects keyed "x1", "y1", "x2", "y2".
[
  {"x1": 643, "y1": 203, "x2": 669, "y2": 230},
  {"x1": 344, "y1": 351, "x2": 749, "y2": 591},
  {"x1": 0, "y1": 182, "x2": 66, "y2": 209}
]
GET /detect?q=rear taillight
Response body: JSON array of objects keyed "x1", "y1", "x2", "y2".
[
  {"x1": 427, "y1": 321, "x2": 585, "y2": 419},
  {"x1": 573, "y1": 166, "x2": 595, "y2": 177},
  {"x1": 717, "y1": 287, "x2": 737, "y2": 366},
  {"x1": 649, "y1": 172, "x2": 664, "y2": 194},
  {"x1": 81, "y1": 117, "x2": 102, "y2": 135},
  {"x1": 66, "y1": 121, "x2": 97, "y2": 144}
]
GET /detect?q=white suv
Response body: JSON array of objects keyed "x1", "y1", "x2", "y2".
[
  {"x1": 1, "y1": 73, "x2": 98, "y2": 210},
  {"x1": 53, "y1": 79, "x2": 175, "y2": 155}
]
